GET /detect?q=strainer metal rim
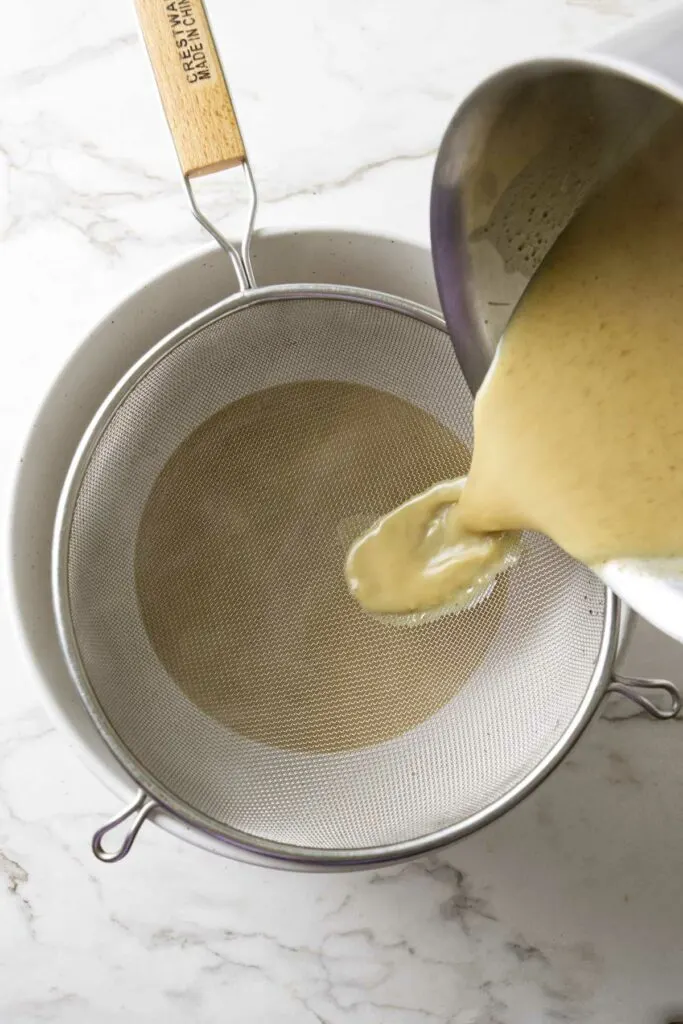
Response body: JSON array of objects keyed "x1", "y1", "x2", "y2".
[{"x1": 52, "y1": 282, "x2": 620, "y2": 866}]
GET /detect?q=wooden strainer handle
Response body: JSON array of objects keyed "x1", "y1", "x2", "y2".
[{"x1": 133, "y1": 0, "x2": 246, "y2": 178}]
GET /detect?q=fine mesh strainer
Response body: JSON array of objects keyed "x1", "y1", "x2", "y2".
[{"x1": 53, "y1": 0, "x2": 680, "y2": 865}]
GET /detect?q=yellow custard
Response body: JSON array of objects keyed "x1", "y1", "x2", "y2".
[
  {"x1": 347, "y1": 117, "x2": 683, "y2": 618},
  {"x1": 345, "y1": 479, "x2": 518, "y2": 619}
]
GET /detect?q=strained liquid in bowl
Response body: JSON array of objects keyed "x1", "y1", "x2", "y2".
[{"x1": 135, "y1": 380, "x2": 507, "y2": 753}]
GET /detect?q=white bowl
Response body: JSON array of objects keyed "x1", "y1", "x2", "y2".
[
  {"x1": 10, "y1": 227, "x2": 640, "y2": 867},
  {"x1": 8, "y1": 228, "x2": 442, "y2": 865}
]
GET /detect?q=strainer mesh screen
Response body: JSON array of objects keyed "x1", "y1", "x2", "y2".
[{"x1": 65, "y1": 296, "x2": 605, "y2": 850}]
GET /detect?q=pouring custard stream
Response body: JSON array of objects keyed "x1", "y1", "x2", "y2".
[{"x1": 346, "y1": 118, "x2": 683, "y2": 619}]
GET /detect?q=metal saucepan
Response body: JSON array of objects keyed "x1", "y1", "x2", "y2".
[{"x1": 431, "y1": 6, "x2": 683, "y2": 643}]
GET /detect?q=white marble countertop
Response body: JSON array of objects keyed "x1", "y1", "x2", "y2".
[{"x1": 3, "y1": 1, "x2": 683, "y2": 1021}]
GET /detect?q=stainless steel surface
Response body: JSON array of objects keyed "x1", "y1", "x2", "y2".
[
  {"x1": 431, "y1": 61, "x2": 678, "y2": 393},
  {"x1": 430, "y1": 6, "x2": 683, "y2": 641}
]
